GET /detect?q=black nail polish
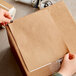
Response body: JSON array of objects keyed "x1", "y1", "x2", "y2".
[{"x1": 10, "y1": 20, "x2": 13, "y2": 23}]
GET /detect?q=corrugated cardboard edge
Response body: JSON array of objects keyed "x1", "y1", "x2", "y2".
[{"x1": 6, "y1": 25, "x2": 28, "y2": 75}]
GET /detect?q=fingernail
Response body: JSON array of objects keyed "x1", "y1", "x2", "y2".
[{"x1": 10, "y1": 20, "x2": 13, "y2": 23}]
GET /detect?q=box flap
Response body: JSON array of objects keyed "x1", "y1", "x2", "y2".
[
  {"x1": 8, "y1": 10, "x2": 67, "y2": 71},
  {"x1": 45, "y1": 1, "x2": 76, "y2": 53}
]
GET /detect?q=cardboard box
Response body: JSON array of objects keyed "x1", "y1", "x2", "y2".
[
  {"x1": 6, "y1": 1, "x2": 76, "y2": 76},
  {"x1": 6, "y1": 10, "x2": 66, "y2": 76}
]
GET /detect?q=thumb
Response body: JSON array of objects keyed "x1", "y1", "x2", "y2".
[
  {"x1": 2, "y1": 17, "x2": 10, "y2": 23},
  {"x1": 64, "y1": 53, "x2": 69, "y2": 61}
]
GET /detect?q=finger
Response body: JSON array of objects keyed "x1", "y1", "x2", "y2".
[
  {"x1": 69, "y1": 53, "x2": 74, "y2": 60},
  {"x1": 3, "y1": 22, "x2": 8, "y2": 26},
  {"x1": 3, "y1": 10, "x2": 12, "y2": 19},
  {"x1": 64, "y1": 53, "x2": 69, "y2": 60},
  {"x1": 0, "y1": 22, "x2": 5, "y2": 26},
  {"x1": 69, "y1": 53, "x2": 76, "y2": 59},
  {"x1": 2, "y1": 17, "x2": 10, "y2": 23},
  {"x1": 0, "y1": 22, "x2": 4, "y2": 25}
]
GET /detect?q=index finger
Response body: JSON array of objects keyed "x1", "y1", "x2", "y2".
[
  {"x1": 3, "y1": 10, "x2": 12, "y2": 19},
  {"x1": 64, "y1": 53, "x2": 69, "y2": 61}
]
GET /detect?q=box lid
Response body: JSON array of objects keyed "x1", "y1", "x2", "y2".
[{"x1": 8, "y1": 9, "x2": 67, "y2": 72}]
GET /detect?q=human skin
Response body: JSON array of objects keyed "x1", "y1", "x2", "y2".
[
  {"x1": 0, "y1": 8, "x2": 11, "y2": 26},
  {"x1": 58, "y1": 53, "x2": 76, "y2": 76}
]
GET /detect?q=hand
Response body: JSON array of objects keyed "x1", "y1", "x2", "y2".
[
  {"x1": 58, "y1": 53, "x2": 76, "y2": 76},
  {"x1": 0, "y1": 8, "x2": 12, "y2": 26}
]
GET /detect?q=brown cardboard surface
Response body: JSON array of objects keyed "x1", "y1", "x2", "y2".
[
  {"x1": 0, "y1": 0, "x2": 13, "y2": 10},
  {"x1": 45, "y1": 1, "x2": 76, "y2": 53},
  {"x1": 8, "y1": 10, "x2": 67, "y2": 72},
  {"x1": 6, "y1": 26, "x2": 60, "y2": 76}
]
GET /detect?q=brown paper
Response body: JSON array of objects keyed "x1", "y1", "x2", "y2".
[
  {"x1": 8, "y1": 10, "x2": 67, "y2": 71},
  {"x1": 45, "y1": 1, "x2": 76, "y2": 53},
  {"x1": 6, "y1": 21, "x2": 59, "y2": 76}
]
